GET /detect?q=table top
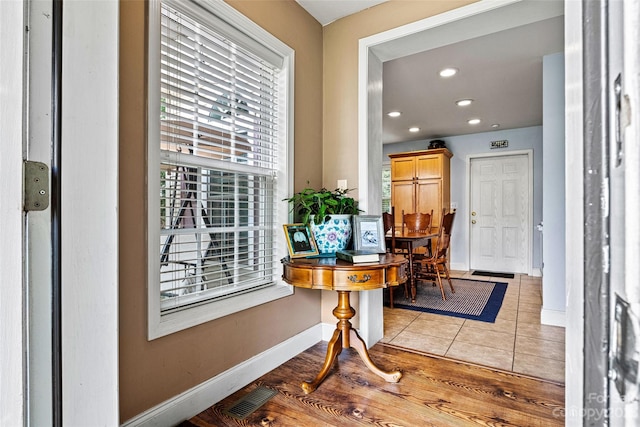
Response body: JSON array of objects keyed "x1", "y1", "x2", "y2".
[
  {"x1": 387, "y1": 230, "x2": 437, "y2": 240},
  {"x1": 281, "y1": 254, "x2": 408, "y2": 291}
]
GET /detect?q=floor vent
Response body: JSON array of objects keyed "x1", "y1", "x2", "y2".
[{"x1": 223, "y1": 386, "x2": 277, "y2": 420}]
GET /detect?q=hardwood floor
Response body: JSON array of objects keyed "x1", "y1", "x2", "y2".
[{"x1": 182, "y1": 341, "x2": 564, "y2": 426}]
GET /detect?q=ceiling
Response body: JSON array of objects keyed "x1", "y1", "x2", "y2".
[
  {"x1": 296, "y1": 0, "x2": 389, "y2": 26},
  {"x1": 296, "y1": 0, "x2": 564, "y2": 144}
]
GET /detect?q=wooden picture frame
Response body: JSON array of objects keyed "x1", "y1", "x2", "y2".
[
  {"x1": 353, "y1": 215, "x2": 386, "y2": 253},
  {"x1": 283, "y1": 223, "x2": 319, "y2": 258}
]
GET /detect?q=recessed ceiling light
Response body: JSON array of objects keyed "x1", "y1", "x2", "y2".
[
  {"x1": 439, "y1": 68, "x2": 458, "y2": 78},
  {"x1": 409, "y1": 127, "x2": 420, "y2": 132},
  {"x1": 491, "y1": 123, "x2": 500, "y2": 128},
  {"x1": 456, "y1": 99, "x2": 473, "y2": 107},
  {"x1": 468, "y1": 118, "x2": 481, "y2": 125},
  {"x1": 387, "y1": 111, "x2": 401, "y2": 118}
]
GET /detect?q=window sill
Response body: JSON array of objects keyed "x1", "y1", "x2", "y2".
[{"x1": 148, "y1": 281, "x2": 293, "y2": 340}]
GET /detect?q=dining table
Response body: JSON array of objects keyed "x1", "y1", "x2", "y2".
[{"x1": 386, "y1": 229, "x2": 438, "y2": 302}]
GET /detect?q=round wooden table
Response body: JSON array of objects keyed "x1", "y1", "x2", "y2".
[{"x1": 281, "y1": 254, "x2": 408, "y2": 394}]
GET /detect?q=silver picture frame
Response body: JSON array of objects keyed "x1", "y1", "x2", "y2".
[{"x1": 353, "y1": 215, "x2": 386, "y2": 253}]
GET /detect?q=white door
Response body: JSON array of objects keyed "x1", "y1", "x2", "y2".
[
  {"x1": 0, "y1": 2, "x2": 29, "y2": 424},
  {"x1": 470, "y1": 154, "x2": 530, "y2": 273},
  {"x1": 608, "y1": 0, "x2": 640, "y2": 423}
]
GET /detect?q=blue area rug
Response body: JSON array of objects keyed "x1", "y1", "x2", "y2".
[{"x1": 384, "y1": 278, "x2": 508, "y2": 323}]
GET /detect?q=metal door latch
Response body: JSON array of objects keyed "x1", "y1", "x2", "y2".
[{"x1": 24, "y1": 161, "x2": 49, "y2": 211}]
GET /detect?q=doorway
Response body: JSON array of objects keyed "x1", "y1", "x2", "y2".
[
  {"x1": 358, "y1": 0, "x2": 561, "y2": 346},
  {"x1": 357, "y1": 0, "x2": 564, "y2": 393}
]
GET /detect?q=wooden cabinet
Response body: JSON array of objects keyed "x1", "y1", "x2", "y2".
[{"x1": 389, "y1": 148, "x2": 452, "y2": 230}]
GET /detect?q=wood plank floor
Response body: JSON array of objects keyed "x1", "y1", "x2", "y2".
[{"x1": 181, "y1": 341, "x2": 565, "y2": 426}]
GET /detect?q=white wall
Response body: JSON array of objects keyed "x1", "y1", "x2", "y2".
[
  {"x1": 541, "y1": 52, "x2": 566, "y2": 324},
  {"x1": 383, "y1": 125, "x2": 544, "y2": 271}
]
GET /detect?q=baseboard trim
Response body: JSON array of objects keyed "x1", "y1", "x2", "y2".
[
  {"x1": 541, "y1": 308, "x2": 566, "y2": 327},
  {"x1": 321, "y1": 322, "x2": 336, "y2": 341},
  {"x1": 121, "y1": 324, "x2": 323, "y2": 427},
  {"x1": 531, "y1": 268, "x2": 542, "y2": 277},
  {"x1": 450, "y1": 262, "x2": 467, "y2": 272}
]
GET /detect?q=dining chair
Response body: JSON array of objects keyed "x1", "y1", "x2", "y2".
[
  {"x1": 414, "y1": 209, "x2": 456, "y2": 300},
  {"x1": 400, "y1": 210, "x2": 433, "y2": 259},
  {"x1": 382, "y1": 207, "x2": 396, "y2": 254},
  {"x1": 382, "y1": 207, "x2": 403, "y2": 307},
  {"x1": 390, "y1": 209, "x2": 434, "y2": 303}
]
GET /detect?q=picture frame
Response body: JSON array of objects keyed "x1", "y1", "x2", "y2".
[
  {"x1": 353, "y1": 215, "x2": 386, "y2": 253},
  {"x1": 283, "y1": 223, "x2": 319, "y2": 258}
]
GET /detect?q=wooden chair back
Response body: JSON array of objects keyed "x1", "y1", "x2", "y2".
[
  {"x1": 402, "y1": 211, "x2": 433, "y2": 234},
  {"x1": 432, "y1": 209, "x2": 456, "y2": 260},
  {"x1": 382, "y1": 207, "x2": 396, "y2": 253}
]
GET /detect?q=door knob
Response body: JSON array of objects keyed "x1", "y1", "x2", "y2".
[
  {"x1": 471, "y1": 211, "x2": 476, "y2": 216},
  {"x1": 472, "y1": 220, "x2": 477, "y2": 224}
]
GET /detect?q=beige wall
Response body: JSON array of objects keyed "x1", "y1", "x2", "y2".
[
  {"x1": 321, "y1": 0, "x2": 476, "y2": 193},
  {"x1": 119, "y1": 0, "x2": 481, "y2": 421},
  {"x1": 118, "y1": 0, "x2": 323, "y2": 421},
  {"x1": 319, "y1": 0, "x2": 477, "y2": 323}
]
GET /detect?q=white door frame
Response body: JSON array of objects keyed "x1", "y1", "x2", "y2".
[{"x1": 466, "y1": 150, "x2": 533, "y2": 276}]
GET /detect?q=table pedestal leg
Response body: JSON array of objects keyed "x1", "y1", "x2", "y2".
[
  {"x1": 301, "y1": 291, "x2": 402, "y2": 394},
  {"x1": 348, "y1": 328, "x2": 402, "y2": 383}
]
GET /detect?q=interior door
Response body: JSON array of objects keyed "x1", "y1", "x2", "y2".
[{"x1": 470, "y1": 154, "x2": 530, "y2": 273}]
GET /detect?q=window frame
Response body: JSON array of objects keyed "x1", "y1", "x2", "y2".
[{"x1": 147, "y1": 0, "x2": 295, "y2": 339}]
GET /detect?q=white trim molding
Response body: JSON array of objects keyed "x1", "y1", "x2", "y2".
[
  {"x1": 541, "y1": 308, "x2": 566, "y2": 327},
  {"x1": 0, "y1": 1, "x2": 27, "y2": 424}
]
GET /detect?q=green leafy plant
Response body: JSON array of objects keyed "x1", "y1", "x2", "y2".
[{"x1": 285, "y1": 187, "x2": 361, "y2": 225}]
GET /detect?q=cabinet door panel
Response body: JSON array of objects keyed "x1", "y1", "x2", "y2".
[
  {"x1": 391, "y1": 181, "x2": 415, "y2": 226},
  {"x1": 391, "y1": 157, "x2": 415, "y2": 181},
  {"x1": 416, "y1": 179, "x2": 441, "y2": 225},
  {"x1": 416, "y1": 155, "x2": 441, "y2": 179}
]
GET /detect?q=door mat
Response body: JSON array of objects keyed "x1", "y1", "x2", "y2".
[
  {"x1": 472, "y1": 270, "x2": 515, "y2": 279},
  {"x1": 385, "y1": 278, "x2": 507, "y2": 323}
]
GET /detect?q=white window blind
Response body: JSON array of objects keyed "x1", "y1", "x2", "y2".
[
  {"x1": 382, "y1": 164, "x2": 391, "y2": 213},
  {"x1": 157, "y1": 1, "x2": 281, "y2": 313}
]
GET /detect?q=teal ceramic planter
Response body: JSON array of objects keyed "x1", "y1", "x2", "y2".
[{"x1": 311, "y1": 214, "x2": 352, "y2": 254}]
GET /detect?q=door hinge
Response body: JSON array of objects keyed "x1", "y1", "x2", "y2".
[{"x1": 23, "y1": 160, "x2": 49, "y2": 211}]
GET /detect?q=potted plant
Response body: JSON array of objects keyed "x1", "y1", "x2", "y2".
[{"x1": 285, "y1": 187, "x2": 361, "y2": 254}]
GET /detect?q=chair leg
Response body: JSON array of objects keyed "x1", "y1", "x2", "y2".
[
  {"x1": 389, "y1": 287, "x2": 394, "y2": 308},
  {"x1": 435, "y1": 267, "x2": 446, "y2": 300},
  {"x1": 442, "y1": 264, "x2": 455, "y2": 294}
]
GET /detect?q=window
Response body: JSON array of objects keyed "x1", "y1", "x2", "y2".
[
  {"x1": 382, "y1": 163, "x2": 391, "y2": 213},
  {"x1": 148, "y1": 0, "x2": 294, "y2": 339}
]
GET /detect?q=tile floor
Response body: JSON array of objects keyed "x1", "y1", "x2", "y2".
[{"x1": 381, "y1": 270, "x2": 566, "y2": 383}]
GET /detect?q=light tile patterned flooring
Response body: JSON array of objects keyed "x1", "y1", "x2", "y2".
[{"x1": 381, "y1": 270, "x2": 566, "y2": 383}]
